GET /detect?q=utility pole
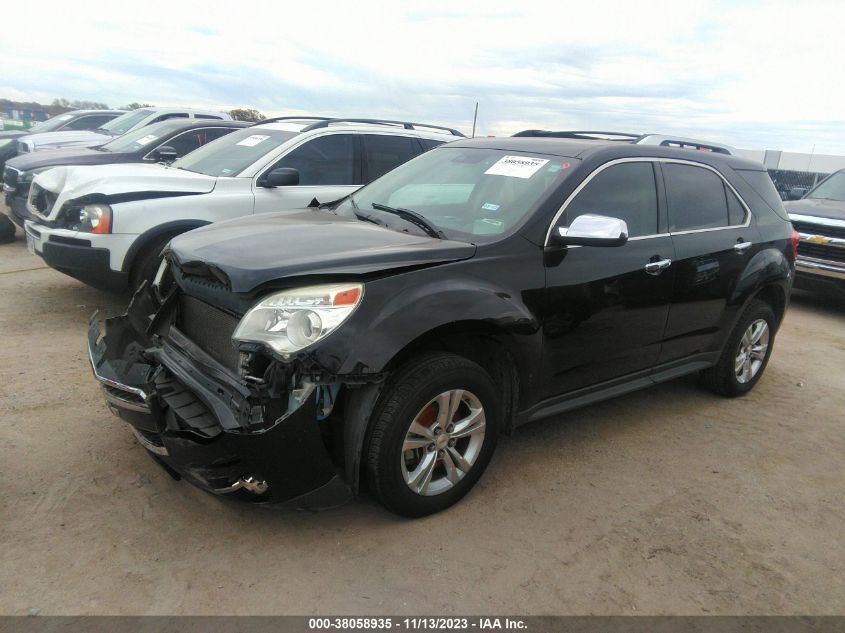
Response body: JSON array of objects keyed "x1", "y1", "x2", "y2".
[{"x1": 471, "y1": 102, "x2": 478, "y2": 138}]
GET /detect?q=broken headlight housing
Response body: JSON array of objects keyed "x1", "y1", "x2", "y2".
[{"x1": 232, "y1": 283, "x2": 363, "y2": 358}]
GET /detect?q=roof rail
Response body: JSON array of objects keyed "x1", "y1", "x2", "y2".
[
  {"x1": 512, "y1": 130, "x2": 643, "y2": 141},
  {"x1": 251, "y1": 116, "x2": 333, "y2": 127},
  {"x1": 300, "y1": 118, "x2": 465, "y2": 137}
]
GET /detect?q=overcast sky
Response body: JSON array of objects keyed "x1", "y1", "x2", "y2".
[{"x1": 3, "y1": 0, "x2": 844, "y2": 153}]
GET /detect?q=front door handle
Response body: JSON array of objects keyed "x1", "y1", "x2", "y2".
[
  {"x1": 734, "y1": 240, "x2": 752, "y2": 253},
  {"x1": 644, "y1": 258, "x2": 672, "y2": 275}
]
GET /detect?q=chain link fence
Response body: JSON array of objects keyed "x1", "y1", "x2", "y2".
[{"x1": 767, "y1": 169, "x2": 828, "y2": 200}]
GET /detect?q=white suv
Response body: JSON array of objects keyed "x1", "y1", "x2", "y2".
[
  {"x1": 17, "y1": 107, "x2": 232, "y2": 153},
  {"x1": 23, "y1": 117, "x2": 463, "y2": 292}
]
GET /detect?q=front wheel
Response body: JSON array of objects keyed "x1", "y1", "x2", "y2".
[
  {"x1": 701, "y1": 299, "x2": 776, "y2": 397},
  {"x1": 365, "y1": 353, "x2": 500, "y2": 517}
]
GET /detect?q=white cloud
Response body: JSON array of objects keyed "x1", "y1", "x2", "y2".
[{"x1": 2, "y1": 0, "x2": 844, "y2": 153}]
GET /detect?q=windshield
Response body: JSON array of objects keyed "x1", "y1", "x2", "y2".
[
  {"x1": 98, "y1": 109, "x2": 153, "y2": 135},
  {"x1": 335, "y1": 147, "x2": 572, "y2": 241},
  {"x1": 29, "y1": 114, "x2": 76, "y2": 133},
  {"x1": 807, "y1": 172, "x2": 845, "y2": 202},
  {"x1": 171, "y1": 127, "x2": 298, "y2": 176},
  {"x1": 101, "y1": 120, "x2": 189, "y2": 153}
]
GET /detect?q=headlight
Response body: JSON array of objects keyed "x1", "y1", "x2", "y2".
[
  {"x1": 232, "y1": 283, "x2": 363, "y2": 357},
  {"x1": 76, "y1": 203, "x2": 112, "y2": 234}
]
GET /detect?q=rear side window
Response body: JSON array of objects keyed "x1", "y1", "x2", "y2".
[
  {"x1": 736, "y1": 169, "x2": 790, "y2": 220},
  {"x1": 363, "y1": 135, "x2": 422, "y2": 182},
  {"x1": 161, "y1": 128, "x2": 233, "y2": 157},
  {"x1": 565, "y1": 162, "x2": 658, "y2": 237},
  {"x1": 64, "y1": 114, "x2": 116, "y2": 130},
  {"x1": 152, "y1": 113, "x2": 189, "y2": 123},
  {"x1": 664, "y1": 163, "x2": 729, "y2": 231},
  {"x1": 275, "y1": 133, "x2": 355, "y2": 185}
]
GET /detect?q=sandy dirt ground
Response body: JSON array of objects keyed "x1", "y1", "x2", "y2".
[{"x1": 0, "y1": 221, "x2": 843, "y2": 616}]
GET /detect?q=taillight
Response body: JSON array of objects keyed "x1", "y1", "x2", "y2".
[{"x1": 790, "y1": 229, "x2": 800, "y2": 261}]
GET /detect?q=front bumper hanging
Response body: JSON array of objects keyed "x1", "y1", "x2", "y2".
[{"x1": 87, "y1": 290, "x2": 353, "y2": 509}]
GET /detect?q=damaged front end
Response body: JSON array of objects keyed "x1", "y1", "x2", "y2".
[{"x1": 88, "y1": 281, "x2": 357, "y2": 509}]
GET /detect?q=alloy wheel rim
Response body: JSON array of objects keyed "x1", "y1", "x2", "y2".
[
  {"x1": 735, "y1": 319, "x2": 770, "y2": 384},
  {"x1": 401, "y1": 389, "x2": 486, "y2": 496}
]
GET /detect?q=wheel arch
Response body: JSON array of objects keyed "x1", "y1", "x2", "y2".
[
  {"x1": 121, "y1": 220, "x2": 212, "y2": 273},
  {"x1": 340, "y1": 319, "x2": 528, "y2": 496}
]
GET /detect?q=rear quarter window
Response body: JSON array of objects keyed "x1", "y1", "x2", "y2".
[{"x1": 736, "y1": 169, "x2": 790, "y2": 221}]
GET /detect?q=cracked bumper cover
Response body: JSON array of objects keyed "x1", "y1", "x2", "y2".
[{"x1": 87, "y1": 297, "x2": 353, "y2": 509}]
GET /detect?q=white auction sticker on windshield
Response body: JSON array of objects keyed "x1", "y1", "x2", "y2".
[
  {"x1": 485, "y1": 155, "x2": 549, "y2": 179},
  {"x1": 236, "y1": 134, "x2": 270, "y2": 147},
  {"x1": 135, "y1": 134, "x2": 158, "y2": 146}
]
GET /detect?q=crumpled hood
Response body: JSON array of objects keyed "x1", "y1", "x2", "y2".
[
  {"x1": 169, "y1": 211, "x2": 477, "y2": 293},
  {"x1": 18, "y1": 130, "x2": 112, "y2": 151},
  {"x1": 785, "y1": 197, "x2": 845, "y2": 223},
  {"x1": 33, "y1": 163, "x2": 217, "y2": 220}
]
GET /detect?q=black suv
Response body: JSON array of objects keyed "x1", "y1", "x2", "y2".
[{"x1": 89, "y1": 136, "x2": 797, "y2": 517}]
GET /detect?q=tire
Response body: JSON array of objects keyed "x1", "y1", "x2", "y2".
[
  {"x1": 365, "y1": 353, "x2": 501, "y2": 517},
  {"x1": 129, "y1": 234, "x2": 177, "y2": 292},
  {"x1": 701, "y1": 299, "x2": 776, "y2": 397}
]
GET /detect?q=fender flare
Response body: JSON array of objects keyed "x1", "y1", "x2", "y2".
[
  {"x1": 729, "y1": 246, "x2": 791, "y2": 327},
  {"x1": 121, "y1": 220, "x2": 212, "y2": 273}
]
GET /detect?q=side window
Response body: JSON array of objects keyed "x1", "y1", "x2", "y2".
[
  {"x1": 363, "y1": 134, "x2": 422, "y2": 182},
  {"x1": 63, "y1": 114, "x2": 115, "y2": 130},
  {"x1": 664, "y1": 163, "x2": 729, "y2": 231},
  {"x1": 159, "y1": 128, "x2": 234, "y2": 157},
  {"x1": 726, "y1": 186, "x2": 746, "y2": 226},
  {"x1": 273, "y1": 134, "x2": 355, "y2": 186},
  {"x1": 565, "y1": 162, "x2": 658, "y2": 237},
  {"x1": 194, "y1": 114, "x2": 222, "y2": 119}
]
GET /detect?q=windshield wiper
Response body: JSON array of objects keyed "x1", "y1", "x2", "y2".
[{"x1": 370, "y1": 203, "x2": 444, "y2": 239}]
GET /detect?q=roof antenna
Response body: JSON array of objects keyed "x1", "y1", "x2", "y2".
[{"x1": 471, "y1": 102, "x2": 478, "y2": 138}]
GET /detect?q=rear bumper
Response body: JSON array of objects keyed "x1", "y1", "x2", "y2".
[{"x1": 87, "y1": 292, "x2": 353, "y2": 509}]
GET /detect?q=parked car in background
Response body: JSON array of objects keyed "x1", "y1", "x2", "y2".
[
  {"x1": 512, "y1": 130, "x2": 740, "y2": 155},
  {"x1": 784, "y1": 168, "x2": 845, "y2": 295},
  {"x1": 24, "y1": 117, "x2": 462, "y2": 292},
  {"x1": 4, "y1": 119, "x2": 249, "y2": 227},
  {"x1": 1, "y1": 110, "x2": 125, "y2": 175},
  {"x1": 15, "y1": 107, "x2": 231, "y2": 154},
  {"x1": 89, "y1": 136, "x2": 795, "y2": 516}
]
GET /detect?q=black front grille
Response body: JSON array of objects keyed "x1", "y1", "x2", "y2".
[
  {"x1": 798, "y1": 242, "x2": 845, "y2": 263},
  {"x1": 793, "y1": 220, "x2": 845, "y2": 240},
  {"x1": 176, "y1": 294, "x2": 242, "y2": 371}
]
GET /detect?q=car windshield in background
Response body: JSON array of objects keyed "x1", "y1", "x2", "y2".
[
  {"x1": 338, "y1": 147, "x2": 573, "y2": 241},
  {"x1": 807, "y1": 172, "x2": 845, "y2": 202},
  {"x1": 171, "y1": 128, "x2": 298, "y2": 176},
  {"x1": 29, "y1": 114, "x2": 75, "y2": 133},
  {"x1": 98, "y1": 109, "x2": 153, "y2": 135},
  {"x1": 100, "y1": 120, "x2": 189, "y2": 153}
]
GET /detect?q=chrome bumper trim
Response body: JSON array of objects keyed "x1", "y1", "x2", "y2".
[
  {"x1": 87, "y1": 315, "x2": 152, "y2": 413},
  {"x1": 795, "y1": 256, "x2": 845, "y2": 281},
  {"x1": 215, "y1": 475, "x2": 269, "y2": 495},
  {"x1": 131, "y1": 428, "x2": 169, "y2": 456}
]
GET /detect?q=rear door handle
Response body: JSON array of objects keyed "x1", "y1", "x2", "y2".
[
  {"x1": 734, "y1": 241, "x2": 752, "y2": 253},
  {"x1": 644, "y1": 258, "x2": 672, "y2": 275}
]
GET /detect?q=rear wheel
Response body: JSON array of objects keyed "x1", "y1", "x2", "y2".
[
  {"x1": 701, "y1": 299, "x2": 776, "y2": 397},
  {"x1": 365, "y1": 353, "x2": 500, "y2": 517}
]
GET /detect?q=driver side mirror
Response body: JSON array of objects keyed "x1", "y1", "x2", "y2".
[
  {"x1": 788, "y1": 187, "x2": 808, "y2": 200},
  {"x1": 154, "y1": 145, "x2": 178, "y2": 163},
  {"x1": 262, "y1": 167, "x2": 300, "y2": 188},
  {"x1": 554, "y1": 214, "x2": 628, "y2": 247}
]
